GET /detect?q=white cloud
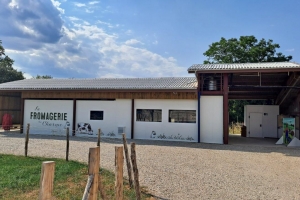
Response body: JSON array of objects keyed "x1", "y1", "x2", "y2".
[
  {"x1": 74, "y1": 2, "x2": 86, "y2": 7},
  {"x1": 2, "y1": 1, "x2": 187, "y2": 78},
  {"x1": 152, "y1": 40, "x2": 158, "y2": 45},
  {"x1": 68, "y1": 16, "x2": 80, "y2": 21},
  {"x1": 51, "y1": 0, "x2": 65, "y2": 14},
  {"x1": 85, "y1": 8, "x2": 94, "y2": 13},
  {"x1": 124, "y1": 39, "x2": 143, "y2": 45},
  {"x1": 89, "y1": 1, "x2": 100, "y2": 5},
  {"x1": 125, "y1": 30, "x2": 133, "y2": 35},
  {"x1": 97, "y1": 20, "x2": 114, "y2": 28},
  {"x1": 23, "y1": 73, "x2": 33, "y2": 79},
  {"x1": 99, "y1": 73, "x2": 134, "y2": 78},
  {"x1": 8, "y1": 0, "x2": 18, "y2": 8},
  {"x1": 285, "y1": 48, "x2": 295, "y2": 52}
]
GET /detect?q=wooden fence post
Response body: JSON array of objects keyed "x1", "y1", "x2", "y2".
[
  {"x1": 87, "y1": 147, "x2": 100, "y2": 200},
  {"x1": 131, "y1": 143, "x2": 141, "y2": 200},
  {"x1": 115, "y1": 146, "x2": 124, "y2": 200},
  {"x1": 66, "y1": 127, "x2": 69, "y2": 161},
  {"x1": 25, "y1": 123, "x2": 30, "y2": 157},
  {"x1": 39, "y1": 161, "x2": 55, "y2": 200},
  {"x1": 97, "y1": 129, "x2": 101, "y2": 147},
  {"x1": 98, "y1": 174, "x2": 107, "y2": 200},
  {"x1": 122, "y1": 133, "x2": 133, "y2": 188},
  {"x1": 82, "y1": 175, "x2": 94, "y2": 200}
]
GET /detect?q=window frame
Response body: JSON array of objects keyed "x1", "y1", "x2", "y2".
[
  {"x1": 136, "y1": 109, "x2": 162, "y2": 122},
  {"x1": 90, "y1": 110, "x2": 104, "y2": 120},
  {"x1": 168, "y1": 109, "x2": 196, "y2": 123}
]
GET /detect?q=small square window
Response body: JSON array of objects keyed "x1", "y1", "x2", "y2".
[{"x1": 90, "y1": 111, "x2": 103, "y2": 120}]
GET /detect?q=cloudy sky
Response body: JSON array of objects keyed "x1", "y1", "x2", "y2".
[{"x1": 0, "y1": 0, "x2": 299, "y2": 79}]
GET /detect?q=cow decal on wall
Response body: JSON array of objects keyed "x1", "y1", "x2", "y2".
[{"x1": 76, "y1": 122, "x2": 93, "y2": 135}]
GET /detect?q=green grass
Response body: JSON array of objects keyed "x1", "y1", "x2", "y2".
[{"x1": 0, "y1": 154, "x2": 153, "y2": 200}]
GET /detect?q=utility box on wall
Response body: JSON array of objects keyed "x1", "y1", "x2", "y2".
[{"x1": 244, "y1": 105, "x2": 279, "y2": 138}]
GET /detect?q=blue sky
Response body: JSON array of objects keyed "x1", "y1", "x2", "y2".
[{"x1": 0, "y1": 0, "x2": 299, "y2": 79}]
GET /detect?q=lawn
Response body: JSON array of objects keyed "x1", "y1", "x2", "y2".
[{"x1": 0, "y1": 154, "x2": 153, "y2": 199}]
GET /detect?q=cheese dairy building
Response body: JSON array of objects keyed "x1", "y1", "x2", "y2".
[{"x1": 1, "y1": 62, "x2": 300, "y2": 144}]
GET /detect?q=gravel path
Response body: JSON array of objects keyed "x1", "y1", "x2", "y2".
[{"x1": 1, "y1": 131, "x2": 300, "y2": 200}]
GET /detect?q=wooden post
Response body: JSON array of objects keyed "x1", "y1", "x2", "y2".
[
  {"x1": 82, "y1": 175, "x2": 94, "y2": 200},
  {"x1": 115, "y1": 146, "x2": 124, "y2": 200},
  {"x1": 130, "y1": 143, "x2": 141, "y2": 200},
  {"x1": 66, "y1": 127, "x2": 69, "y2": 161},
  {"x1": 87, "y1": 147, "x2": 100, "y2": 200},
  {"x1": 39, "y1": 161, "x2": 55, "y2": 200},
  {"x1": 25, "y1": 123, "x2": 30, "y2": 157},
  {"x1": 223, "y1": 73, "x2": 229, "y2": 144},
  {"x1": 122, "y1": 133, "x2": 133, "y2": 188},
  {"x1": 98, "y1": 174, "x2": 107, "y2": 200},
  {"x1": 97, "y1": 129, "x2": 101, "y2": 147}
]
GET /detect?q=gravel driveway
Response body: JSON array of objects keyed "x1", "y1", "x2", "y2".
[{"x1": 1, "y1": 131, "x2": 300, "y2": 200}]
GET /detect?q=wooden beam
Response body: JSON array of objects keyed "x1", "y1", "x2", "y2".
[
  {"x1": 275, "y1": 72, "x2": 300, "y2": 105},
  {"x1": 20, "y1": 98, "x2": 24, "y2": 133},
  {"x1": 131, "y1": 99, "x2": 134, "y2": 139},
  {"x1": 223, "y1": 74, "x2": 229, "y2": 144},
  {"x1": 72, "y1": 99, "x2": 76, "y2": 136}
]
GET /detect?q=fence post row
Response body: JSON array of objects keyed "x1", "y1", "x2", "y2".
[
  {"x1": 131, "y1": 143, "x2": 141, "y2": 200},
  {"x1": 115, "y1": 146, "x2": 124, "y2": 200},
  {"x1": 39, "y1": 161, "x2": 55, "y2": 200},
  {"x1": 25, "y1": 123, "x2": 30, "y2": 157},
  {"x1": 122, "y1": 133, "x2": 133, "y2": 189}
]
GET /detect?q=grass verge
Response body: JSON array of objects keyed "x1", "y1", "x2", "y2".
[{"x1": 0, "y1": 154, "x2": 153, "y2": 200}]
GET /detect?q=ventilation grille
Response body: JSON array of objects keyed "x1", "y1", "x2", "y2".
[{"x1": 118, "y1": 127, "x2": 125, "y2": 135}]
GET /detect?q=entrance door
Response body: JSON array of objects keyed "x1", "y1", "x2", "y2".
[{"x1": 249, "y1": 113, "x2": 263, "y2": 138}]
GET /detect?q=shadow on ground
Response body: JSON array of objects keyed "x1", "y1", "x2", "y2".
[{"x1": 1, "y1": 130, "x2": 299, "y2": 158}]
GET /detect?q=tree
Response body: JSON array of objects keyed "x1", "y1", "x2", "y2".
[
  {"x1": 0, "y1": 40, "x2": 24, "y2": 83},
  {"x1": 34, "y1": 75, "x2": 53, "y2": 79},
  {"x1": 203, "y1": 36, "x2": 293, "y2": 123},
  {"x1": 203, "y1": 35, "x2": 292, "y2": 64}
]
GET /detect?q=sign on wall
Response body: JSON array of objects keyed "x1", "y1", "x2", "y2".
[
  {"x1": 283, "y1": 118, "x2": 295, "y2": 145},
  {"x1": 24, "y1": 100, "x2": 73, "y2": 135}
]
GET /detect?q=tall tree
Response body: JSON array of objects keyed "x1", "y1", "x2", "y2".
[
  {"x1": 203, "y1": 35, "x2": 292, "y2": 64},
  {"x1": 203, "y1": 36, "x2": 293, "y2": 123},
  {"x1": 0, "y1": 40, "x2": 24, "y2": 83}
]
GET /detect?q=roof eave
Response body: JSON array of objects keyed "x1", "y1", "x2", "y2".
[
  {"x1": 191, "y1": 68, "x2": 300, "y2": 74},
  {"x1": 0, "y1": 88, "x2": 197, "y2": 93}
]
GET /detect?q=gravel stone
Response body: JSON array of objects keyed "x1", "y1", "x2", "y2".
[{"x1": 1, "y1": 131, "x2": 300, "y2": 200}]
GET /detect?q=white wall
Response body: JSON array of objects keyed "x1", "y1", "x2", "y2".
[
  {"x1": 76, "y1": 100, "x2": 132, "y2": 138},
  {"x1": 200, "y1": 96, "x2": 223, "y2": 144},
  {"x1": 24, "y1": 100, "x2": 73, "y2": 135},
  {"x1": 134, "y1": 99, "x2": 197, "y2": 142},
  {"x1": 245, "y1": 105, "x2": 279, "y2": 138}
]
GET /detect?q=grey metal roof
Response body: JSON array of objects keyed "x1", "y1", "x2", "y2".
[
  {"x1": 0, "y1": 77, "x2": 197, "y2": 90},
  {"x1": 188, "y1": 62, "x2": 300, "y2": 72}
]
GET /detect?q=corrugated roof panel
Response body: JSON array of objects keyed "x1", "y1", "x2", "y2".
[
  {"x1": 0, "y1": 77, "x2": 197, "y2": 90},
  {"x1": 188, "y1": 62, "x2": 300, "y2": 72}
]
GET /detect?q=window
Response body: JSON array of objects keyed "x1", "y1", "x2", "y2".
[
  {"x1": 90, "y1": 111, "x2": 103, "y2": 120},
  {"x1": 169, "y1": 110, "x2": 196, "y2": 123},
  {"x1": 136, "y1": 109, "x2": 162, "y2": 122}
]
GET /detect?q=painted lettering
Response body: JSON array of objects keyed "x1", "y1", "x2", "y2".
[{"x1": 30, "y1": 111, "x2": 68, "y2": 121}]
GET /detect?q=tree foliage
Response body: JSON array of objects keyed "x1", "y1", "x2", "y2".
[
  {"x1": 203, "y1": 35, "x2": 292, "y2": 64},
  {"x1": 0, "y1": 40, "x2": 24, "y2": 84},
  {"x1": 34, "y1": 75, "x2": 53, "y2": 79},
  {"x1": 203, "y1": 36, "x2": 293, "y2": 123}
]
